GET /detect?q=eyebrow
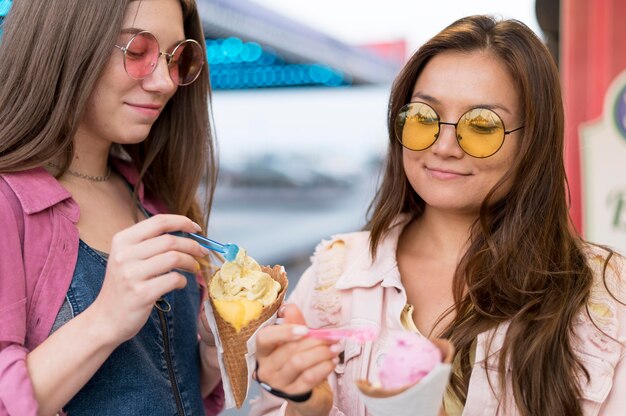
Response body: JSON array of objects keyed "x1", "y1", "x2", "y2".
[
  {"x1": 410, "y1": 91, "x2": 512, "y2": 115},
  {"x1": 119, "y1": 28, "x2": 187, "y2": 46},
  {"x1": 120, "y1": 28, "x2": 142, "y2": 35}
]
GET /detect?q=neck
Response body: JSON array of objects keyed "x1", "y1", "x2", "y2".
[
  {"x1": 402, "y1": 207, "x2": 476, "y2": 264},
  {"x1": 65, "y1": 130, "x2": 113, "y2": 178}
]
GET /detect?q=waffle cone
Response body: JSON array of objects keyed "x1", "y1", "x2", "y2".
[
  {"x1": 356, "y1": 338, "x2": 454, "y2": 398},
  {"x1": 209, "y1": 265, "x2": 288, "y2": 408}
]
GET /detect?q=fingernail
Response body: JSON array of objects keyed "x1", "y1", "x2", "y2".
[
  {"x1": 192, "y1": 221, "x2": 202, "y2": 232},
  {"x1": 199, "y1": 246, "x2": 210, "y2": 256},
  {"x1": 278, "y1": 304, "x2": 287, "y2": 316},
  {"x1": 332, "y1": 357, "x2": 340, "y2": 365},
  {"x1": 292, "y1": 325, "x2": 309, "y2": 336},
  {"x1": 330, "y1": 343, "x2": 342, "y2": 354}
]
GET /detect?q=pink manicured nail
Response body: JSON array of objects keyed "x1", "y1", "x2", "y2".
[
  {"x1": 330, "y1": 343, "x2": 343, "y2": 354},
  {"x1": 292, "y1": 325, "x2": 309, "y2": 336},
  {"x1": 192, "y1": 221, "x2": 202, "y2": 231}
]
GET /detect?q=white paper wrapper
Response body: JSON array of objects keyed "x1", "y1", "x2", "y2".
[
  {"x1": 203, "y1": 299, "x2": 279, "y2": 409},
  {"x1": 357, "y1": 362, "x2": 452, "y2": 416}
]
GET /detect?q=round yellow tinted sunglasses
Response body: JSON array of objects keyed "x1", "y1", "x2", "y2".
[{"x1": 395, "y1": 102, "x2": 524, "y2": 158}]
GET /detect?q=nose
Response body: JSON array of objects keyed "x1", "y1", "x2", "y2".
[
  {"x1": 142, "y1": 53, "x2": 177, "y2": 94},
  {"x1": 430, "y1": 123, "x2": 464, "y2": 158}
]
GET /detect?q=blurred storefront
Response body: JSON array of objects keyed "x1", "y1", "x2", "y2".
[
  {"x1": 553, "y1": 0, "x2": 626, "y2": 252},
  {"x1": 197, "y1": 0, "x2": 401, "y2": 89}
]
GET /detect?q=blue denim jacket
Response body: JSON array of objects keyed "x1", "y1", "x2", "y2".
[
  {"x1": 0, "y1": 161, "x2": 223, "y2": 415},
  {"x1": 62, "y1": 240, "x2": 204, "y2": 415}
]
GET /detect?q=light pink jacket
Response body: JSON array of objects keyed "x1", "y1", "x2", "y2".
[
  {"x1": 250, "y1": 218, "x2": 626, "y2": 416},
  {"x1": 0, "y1": 162, "x2": 224, "y2": 416}
]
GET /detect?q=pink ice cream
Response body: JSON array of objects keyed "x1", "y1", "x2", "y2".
[{"x1": 379, "y1": 332, "x2": 442, "y2": 390}]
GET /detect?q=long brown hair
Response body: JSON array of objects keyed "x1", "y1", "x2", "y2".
[
  {"x1": 0, "y1": 0, "x2": 216, "y2": 230},
  {"x1": 367, "y1": 16, "x2": 592, "y2": 415}
]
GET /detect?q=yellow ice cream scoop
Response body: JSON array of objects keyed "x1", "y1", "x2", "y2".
[
  {"x1": 212, "y1": 299, "x2": 264, "y2": 332},
  {"x1": 210, "y1": 249, "x2": 281, "y2": 332}
]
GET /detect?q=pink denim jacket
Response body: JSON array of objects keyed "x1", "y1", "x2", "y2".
[
  {"x1": 250, "y1": 217, "x2": 626, "y2": 416},
  {"x1": 0, "y1": 162, "x2": 223, "y2": 416}
]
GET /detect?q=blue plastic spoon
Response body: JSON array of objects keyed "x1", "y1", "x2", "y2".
[{"x1": 173, "y1": 232, "x2": 240, "y2": 262}]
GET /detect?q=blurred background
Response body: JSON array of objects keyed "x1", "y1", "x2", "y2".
[{"x1": 3, "y1": 0, "x2": 626, "y2": 413}]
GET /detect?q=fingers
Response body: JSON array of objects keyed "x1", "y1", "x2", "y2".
[
  {"x1": 281, "y1": 304, "x2": 307, "y2": 325},
  {"x1": 109, "y1": 249, "x2": 200, "y2": 284},
  {"x1": 280, "y1": 357, "x2": 338, "y2": 394},
  {"x1": 265, "y1": 340, "x2": 340, "y2": 387},
  {"x1": 107, "y1": 215, "x2": 208, "y2": 283},
  {"x1": 136, "y1": 250, "x2": 201, "y2": 278},
  {"x1": 255, "y1": 323, "x2": 341, "y2": 394},
  {"x1": 131, "y1": 233, "x2": 209, "y2": 260},
  {"x1": 256, "y1": 324, "x2": 310, "y2": 357},
  {"x1": 113, "y1": 214, "x2": 201, "y2": 246},
  {"x1": 142, "y1": 271, "x2": 188, "y2": 301}
]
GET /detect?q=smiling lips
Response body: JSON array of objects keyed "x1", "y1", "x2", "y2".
[
  {"x1": 425, "y1": 166, "x2": 471, "y2": 180},
  {"x1": 126, "y1": 102, "x2": 162, "y2": 118}
]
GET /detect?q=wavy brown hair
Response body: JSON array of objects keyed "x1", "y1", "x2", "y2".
[
  {"x1": 0, "y1": 0, "x2": 216, "y2": 231},
  {"x1": 367, "y1": 16, "x2": 593, "y2": 415}
]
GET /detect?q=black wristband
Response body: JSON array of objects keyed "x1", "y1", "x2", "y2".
[{"x1": 254, "y1": 361, "x2": 313, "y2": 403}]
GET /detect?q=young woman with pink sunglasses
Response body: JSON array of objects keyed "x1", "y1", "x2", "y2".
[{"x1": 0, "y1": 1, "x2": 223, "y2": 414}]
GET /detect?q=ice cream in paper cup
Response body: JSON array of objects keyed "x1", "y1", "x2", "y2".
[
  {"x1": 204, "y1": 249, "x2": 288, "y2": 409},
  {"x1": 356, "y1": 333, "x2": 453, "y2": 416}
]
